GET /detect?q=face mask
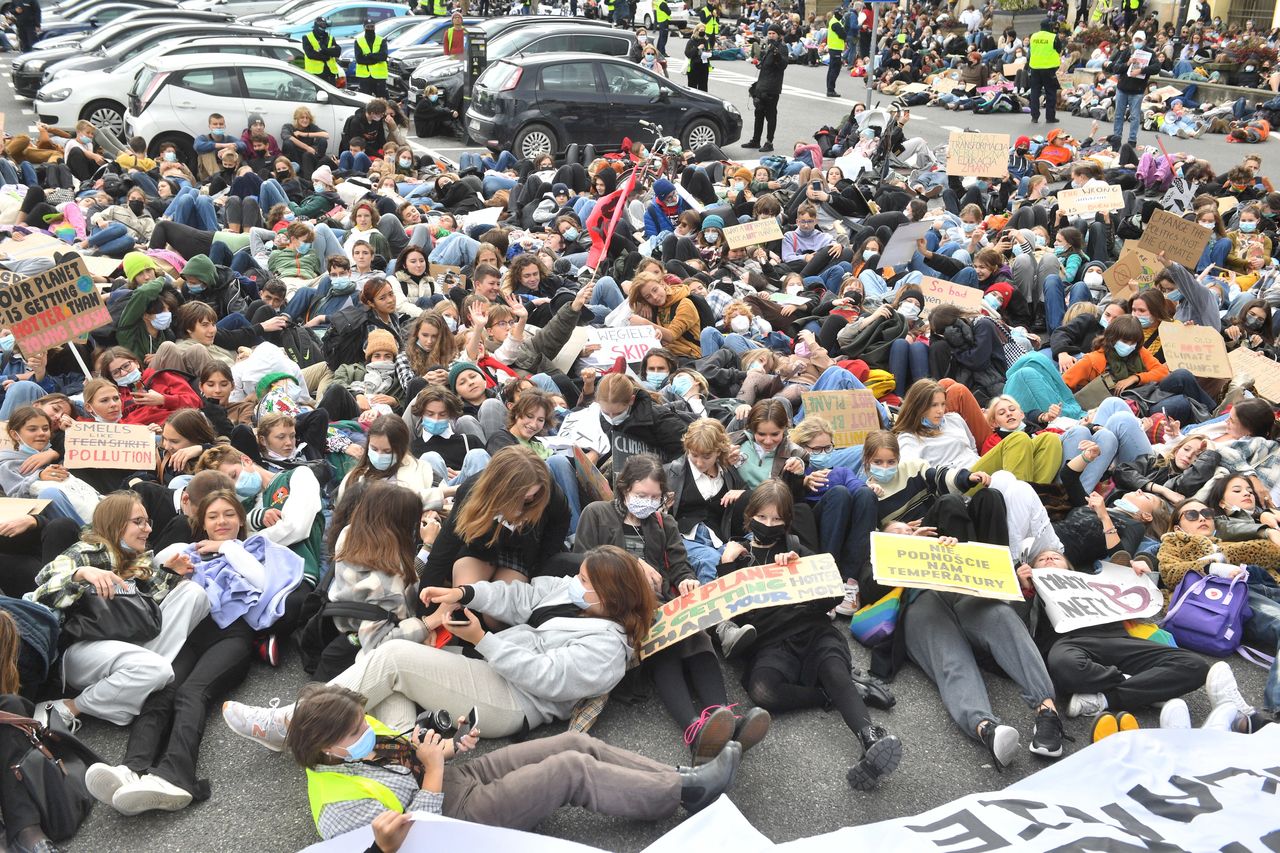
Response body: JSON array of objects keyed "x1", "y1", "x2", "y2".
[
  {"x1": 128, "y1": 199, "x2": 146, "y2": 216},
  {"x1": 399, "y1": 158, "x2": 412, "y2": 168},
  {"x1": 1245, "y1": 315, "x2": 1265, "y2": 331},
  {"x1": 809, "y1": 451, "x2": 833, "y2": 469},
  {"x1": 1099, "y1": 316, "x2": 1110, "y2": 330},
  {"x1": 1200, "y1": 221, "x2": 1215, "y2": 230},
  {"x1": 796, "y1": 223, "x2": 815, "y2": 235},
  {"x1": 116, "y1": 367, "x2": 141, "y2": 387},
  {"x1": 1033, "y1": 234, "x2": 1046, "y2": 248},
  {"x1": 330, "y1": 276, "x2": 355, "y2": 295},
  {"x1": 163, "y1": 151, "x2": 177, "y2": 163},
  {"x1": 975, "y1": 180, "x2": 989, "y2": 192},
  {"x1": 150, "y1": 311, "x2": 172, "y2": 331},
  {"x1": 671, "y1": 375, "x2": 695, "y2": 397},
  {"x1": 15, "y1": 441, "x2": 39, "y2": 458},
  {"x1": 705, "y1": 231, "x2": 720, "y2": 244},
  {"x1": 422, "y1": 418, "x2": 449, "y2": 437},
  {"x1": 1165, "y1": 289, "x2": 1182, "y2": 303},
  {"x1": 734, "y1": 181, "x2": 745, "y2": 191},
  {"x1": 428, "y1": 94, "x2": 439, "y2": 103},
  {"x1": 443, "y1": 315, "x2": 459, "y2": 332},
  {"x1": 1053, "y1": 246, "x2": 1067, "y2": 257},
  {"x1": 313, "y1": 183, "x2": 327, "y2": 193},
  {"x1": 566, "y1": 576, "x2": 593, "y2": 609},
  {"x1": 554, "y1": 405, "x2": 568, "y2": 420},
  {"x1": 983, "y1": 294, "x2": 1002, "y2": 312},
  {"x1": 1113, "y1": 340, "x2": 1137, "y2": 358},
  {"x1": 564, "y1": 227, "x2": 579, "y2": 242},
  {"x1": 794, "y1": 342, "x2": 812, "y2": 360},
  {"x1": 1083, "y1": 271, "x2": 1104, "y2": 287},
  {"x1": 869, "y1": 464, "x2": 898, "y2": 483},
  {"x1": 1240, "y1": 221, "x2": 1258, "y2": 233},
  {"x1": 366, "y1": 360, "x2": 394, "y2": 373},
  {"x1": 1114, "y1": 498, "x2": 1142, "y2": 517},
  {"x1": 644, "y1": 371, "x2": 668, "y2": 390},
  {"x1": 922, "y1": 417, "x2": 939, "y2": 429},
  {"x1": 898, "y1": 301, "x2": 921, "y2": 321},
  {"x1": 1134, "y1": 314, "x2": 1152, "y2": 329},
  {"x1": 729, "y1": 315, "x2": 751, "y2": 333},
  {"x1": 283, "y1": 213, "x2": 296, "y2": 223},
  {"x1": 235, "y1": 470, "x2": 262, "y2": 499},
  {"x1": 211, "y1": 129, "x2": 225, "y2": 137},
  {"x1": 77, "y1": 135, "x2": 92, "y2": 147},
  {"x1": 340, "y1": 726, "x2": 377, "y2": 763},
  {"x1": 747, "y1": 362, "x2": 765, "y2": 373},
  {"x1": 962, "y1": 222, "x2": 977, "y2": 233},
  {"x1": 862, "y1": 249, "x2": 879, "y2": 263},
  {"x1": 603, "y1": 411, "x2": 629, "y2": 426},
  {"x1": 0, "y1": 334, "x2": 14, "y2": 353},
  {"x1": 749, "y1": 519, "x2": 784, "y2": 545},
  {"x1": 297, "y1": 241, "x2": 312, "y2": 255},
  {"x1": 368, "y1": 449, "x2": 396, "y2": 471},
  {"x1": 625, "y1": 495, "x2": 662, "y2": 519},
  {"x1": 284, "y1": 382, "x2": 305, "y2": 402}
]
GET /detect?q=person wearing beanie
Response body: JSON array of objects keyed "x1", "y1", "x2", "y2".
[
  {"x1": 310, "y1": 165, "x2": 336, "y2": 191},
  {"x1": 446, "y1": 362, "x2": 496, "y2": 419},
  {"x1": 333, "y1": 329, "x2": 406, "y2": 412},
  {"x1": 122, "y1": 251, "x2": 161, "y2": 286},
  {"x1": 696, "y1": 214, "x2": 726, "y2": 261},
  {"x1": 644, "y1": 178, "x2": 688, "y2": 239},
  {"x1": 744, "y1": 21, "x2": 787, "y2": 151},
  {"x1": 177, "y1": 253, "x2": 250, "y2": 319},
  {"x1": 1009, "y1": 135, "x2": 1034, "y2": 180}
]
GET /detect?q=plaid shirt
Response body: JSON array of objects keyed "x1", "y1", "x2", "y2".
[
  {"x1": 25, "y1": 540, "x2": 180, "y2": 617},
  {"x1": 316, "y1": 760, "x2": 444, "y2": 840}
]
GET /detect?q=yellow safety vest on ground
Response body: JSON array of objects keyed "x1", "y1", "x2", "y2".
[
  {"x1": 354, "y1": 34, "x2": 387, "y2": 79},
  {"x1": 826, "y1": 13, "x2": 845, "y2": 51},
  {"x1": 304, "y1": 32, "x2": 340, "y2": 76},
  {"x1": 305, "y1": 718, "x2": 403, "y2": 831},
  {"x1": 1028, "y1": 30, "x2": 1061, "y2": 70}
]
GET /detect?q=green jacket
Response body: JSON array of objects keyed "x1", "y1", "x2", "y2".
[
  {"x1": 267, "y1": 247, "x2": 322, "y2": 280},
  {"x1": 117, "y1": 275, "x2": 174, "y2": 361}
]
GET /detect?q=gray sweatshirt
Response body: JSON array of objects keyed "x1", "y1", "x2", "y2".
[{"x1": 467, "y1": 576, "x2": 631, "y2": 729}]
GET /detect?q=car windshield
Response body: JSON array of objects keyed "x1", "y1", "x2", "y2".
[
  {"x1": 387, "y1": 20, "x2": 437, "y2": 48},
  {"x1": 475, "y1": 60, "x2": 518, "y2": 90},
  {"x1": 487, "y1": 26, "x2": 547, "y2": 55},
  {"x1": 279, "y1": 3, "x2": 341, "y2": 24}
]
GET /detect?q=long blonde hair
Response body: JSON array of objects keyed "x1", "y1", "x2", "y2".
[
  {"x1": 452, "y1": 446, "x2": 552, "y2": 546},
  {"x1": 82, "y1": 492, "x2": 153, "y2": 581}
]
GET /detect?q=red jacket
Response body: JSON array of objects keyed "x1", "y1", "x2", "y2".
[{"x1": 121, "y1": 368, "x2": 203, "y2": 426}]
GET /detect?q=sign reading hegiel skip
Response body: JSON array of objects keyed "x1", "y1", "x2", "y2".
[
  {"x1": 801, "y1": 389, "x2": 879, "y2": 448},
  {"x1": 584, "y1": 326, "x2": 661, "y2": 368},
  {"x1": 63, "y1": 421, "x2": 157, "y2": 470},
  {"x1": 1159, "y1": 321, "x2": 1232, "y2": 379},
  {"x1": 1137, "y1": 209, "x2": 1211, "y2": 269},
  {"x1": 871, "y1": 532, "x2": 1021, "y2": 600},
  {"x1": 722, "y1": 218, "x2": 783, "y2": 250},
  {"x1": 1032, "y1": 561, "x2": 1162, "y2": 633},
  {"x1": 640, "y1": 554, "x2": 843, "y2": 658},
  {"x1": 0, "y1": 258, "x2": 109, "y2": 355},
  {"x1": 945, "y1": 131, "x2": 1010, "y2": 178}
]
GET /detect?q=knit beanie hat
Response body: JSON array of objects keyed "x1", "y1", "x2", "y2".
[
  {"x1": 447, "y1": 361, "x2": 484, "y2": 392},
  {"x1": 701, "y1": 214, "x2": 725, "y2": 231},
  {"x1": 122, "y1": 251, "x2": 158, "y2": 283},
  {"x1": 364, "y1": 329, "x2": 399, "y2": 359},
  {"x1": 312, "y1": 165, "x2": 336, "y2": 189},
  {"x1": 181, "y1": 254, "x2": 216, "y2": 287},
  {"x1": 653, "y1": 178, "x2": 677, "y2": 200},
  {"x1": 552, "y1": 182, "x2": 570, "y2": 197},
  {"x1": 256, "y1": 371, "x2": 295, "y2": 400}
]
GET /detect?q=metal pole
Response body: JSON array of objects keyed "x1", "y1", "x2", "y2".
[{"x1": 866, "y1": 3, "x2": 877, "y2": 106}]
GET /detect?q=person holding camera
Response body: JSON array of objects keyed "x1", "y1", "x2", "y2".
[
  {"x1": 743, "y1": 24, "x2": 787, "y2": 152},
  {"x1": 283, "y1": 682, "x2": 742, "y2": 843}
]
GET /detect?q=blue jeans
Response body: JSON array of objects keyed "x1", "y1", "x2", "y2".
[
  {"x1": 1150, "y1": 369, "x2": 1218, "y2": 424},
  {"x1": 339, "y1": 151, "x2": 372, "y2": 174},
  {"x1": 1244, "y1": 583, "x2": 1280, "y2": 712},
  {"x1": 482, "y1": 173, "x2": 518, "y2": 198},
  {"x1": 586, "y1": 275, "x2": 625, "y2": 322},
  {"x1": 572, "y1": 197, "x2": 595, "y2": 222},
  {"x1": 312, "y1": 223, "x2": 344, "y2": 263},
  {"x1": 168, "y1": 187, "x2": 218, "y2": 232},
  {"x1": 685, "y1": 524, "x2": 726, "y2": 584},
  {"x1": 129, "y1": 171, "x2": 159, "y2": 197},
  {"x1": 887, "y1": 338, "x2": 929, "y2": 397},
  {"x1": 803, "y1": 262, "x2": 851, "y2": 293},
  {"x1": 814, "y1": 484, "x2": 878, "y2": 581},
  {"x1": 1196, "y1": 237, "x2": 1231, "y2": 274},
  {"x1": 700, "y1": 328, "x2": 754, "y2": 357},
  {"x1": 258, "y1": 178, "x2": 291, "y2": 212},
  {"x1": 1113, "y1": 89, "x2": 1142, "y2": 144},
  {"x1": 1043, "y1": 276, "x2": 1092, "y2": 332},
  {"x1": 36, "y1": 486, "x2": 84, "y2": 525},
  {"x1": 423, "y1": 447, "x2": 490, "y2": 486},
  {"x1": 545, "y1": 454, "x2": 581, "y2": 535},
  {"x1": 429, "y1": 232, "x2": 480, "y2": 267},
  {"x1": 87, "y1": 222, "x2": 135, "y2": 256},
  {"x1": 0, "y1": 380, "x2": 46, "y2": 418}
]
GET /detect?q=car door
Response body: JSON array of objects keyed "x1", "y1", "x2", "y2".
[
  {"x1": 534, "y1": 60, "x2": 607, "y2": 146},
  {"x1": 162, "y1": 66, "x2": 242, "y2": 139},
  {"x1": 570, "y1": 32, "x2": 632, "y2": 57},
  {"x1": 239, "y1": 65, "x2": 321, "y2": 137},
  {"x1": 600, "y1": 60, "x2": 664, "y2": 142}
]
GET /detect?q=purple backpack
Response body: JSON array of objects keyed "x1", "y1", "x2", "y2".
[{"x1": 1162, "y1": 570, "x2": 1253, "y2": 657}]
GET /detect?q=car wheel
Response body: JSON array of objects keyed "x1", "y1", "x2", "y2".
[
  {"x1": 682, "y1": 118, "x2": 720, "y2": 151},
  {"x1": 513, "y1": 123, "x2": 558, "y2": 160},
  {"x1": 152, "y1": 133, "x2": 196, "y2": 169},
  {"x1": 81, "y1": 100, "x2": 125, "y2": 138}
]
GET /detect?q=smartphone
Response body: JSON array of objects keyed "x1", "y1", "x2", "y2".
[
  {"x1": 454, "y1": 706, "x2": 478, "y2": 744},
  {"x1": 446, "y1": 608, "x2": 470, "y2": 627},
  {"x1": 810, "y1": 180, "x2": 821, "y2": 190}
]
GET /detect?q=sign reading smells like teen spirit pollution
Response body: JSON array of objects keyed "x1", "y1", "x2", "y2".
[
  {"x1": 871, "y1": 532, "x2": 1021, "y2": 600},
  {"x1": 63, "y1": 422, "x2": 157, "y2": 471},
  {"x1": 640, "y1": 554, "x2": 843, "y2": 658},
  {"x1": 0, "y1": 257, "x2": 109, "y2": 355},
  {"x1": 801, "y1": 390, "x2": 880, "y2": 448}
]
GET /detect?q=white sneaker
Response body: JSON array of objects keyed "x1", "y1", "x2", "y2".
[
  {"x1": 1066, "y1": 692, "x2": 1106, "y2": 718},
  {"x1": 1202, "y1": 703, "x2": 1241, "y2": 732},
  {"x1": 221, "y1": 698, "x2": 292, "y2": 752},
  {"x1": 830, "y1": 580, "x2": 861, "y2": 618},
  {"x1": 85, "y1": 763, "x2": 140, "y2": 809},
  {"x1": 1159, "y1": 698, "x2": 1191, "y2": 730},
  {"x1": 1205, "y1": 661, "x2": 1255, "y2": 715},
  {"x1": 112, "y1": 774, "x2": 192, "y2": 816},
  {"x1": 33, "y1": 699, "x2": 80, "y2": 735}
]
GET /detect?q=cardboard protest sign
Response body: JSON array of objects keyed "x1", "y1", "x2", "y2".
[
  {"x1": 1159, "y1": 321, "x2": 1232, "y2": 379},
  {"x1": 1032, "y1": 561, "x2": 1162, "y2": 633},
  {"x1": 0, "y1": 257, "x2": 110, "y2": 355},
  {"x1": 1057, "y1": 185, "x2": 1124, "y2": 217},
  {"x1": 871, "y1": 532, "x2": 1021, "y2": 601},
  {"x1": 1103, "y1": 245, "x2": 1165, "y2": 300},
  {"x1": 1229, "y1": 346, "x2": 1280, "y2": 403},
  {"x1": 571, "y1": 445, "x2": 612, "y2": 504},
  {"x1": 878, "y1": 221, "x2": 932, "y2": 268},
  {"x1": 1003, "y1": 60, "x2": 1025, "y2": 77},
  {"x1": 63, "y1": 421, "x2": 157, "y2": 470},
  {"x1": 640, "y1": 554, "x2": 843, "y2": 658},
  {"x1": 919, "y1": 275, "x2": 986, "y2": 318},
  {"x1": 550, "y1": 326, "x2": 590, "y2": 375},
  {"x1": 900, "y1": 82, "x2": 931, "y2": 94},
  {"x1": 1217, "y1": 196, "x2": 1239, "y2": 215},
  {"x1": 722, "y1": 218, "x2": 783, "y2": 250},
  {"x1": 428, "y1": 264, "x2": 466, "y2": 290},
  {"x1": 584, "y1": 326, "x2": 661, "y2": 369},
  {"x1": 930, "y1": 76, "x2": 958, "y2": 94},
  {"x1": 945, "y1": 132, "x2": 1010, "y2": 178},
  {"x1": 1138, "y1": 209, "x2": 1210, "y2": 269},
  {"x1": 0, "y1": 234, "x2": 119, "y2": 278},
  {"x1": 0, "y1": 498, "x2": 49, "y2": 524},
  {"x1": 801, "y1": 390, "x2": 880, "y2": 448}
]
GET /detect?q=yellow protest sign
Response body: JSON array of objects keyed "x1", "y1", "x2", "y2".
[
  {"x1": 919, "y1": 275, "x2": 986, "y2": 318},
  {"x1": 1159, "y1": 322, "x2": 1232, "y2": 379},
  {"x1": 722, "y1": 218, "x2": 783, "y2": 250},
  {"x1": 801, "y1": 389, "x2": 880, "y2": 448},
  {"x1": 1138, "y1": 209, "x2": 1211, "y2": 269},
  {"x1": 1057, "y1": 185, "x2": 1125, "y2": 217},
  {"x1": 945, "y1": 131, "x2": 1010, "y2": 178},
  {"x1": 870, "y1": 532, "x2": 1021, "y2": 601},
  {"x1": 1103, "y1": 245, "x2": 1165, "y2": 300},
  {"x1": 640, "y1": 554, "x2": 843, "y2": 658},
  {"x1": 63, "y1": 422, "x2": 157, "y2": 470},
  {"x1": 0, "y1": 257, "x2": 110, "y2": 355},
  {"x1": 1228, "y1": 347, "x2": 1280, "y2": 403}
]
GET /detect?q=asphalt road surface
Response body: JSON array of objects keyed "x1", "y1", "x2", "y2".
[{"x1": 0, "y1": 35, "x2": 1270, "y2": 853}]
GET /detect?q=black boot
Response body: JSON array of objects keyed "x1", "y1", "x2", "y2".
[
  {"x1": 846, "y1": 725, "x2": 902, "y2": 791},
  {"x1": 742, "y1": 138, "x2": 761, "y2": 149},
  {"x1": 760, "y1": 141, "x2": 774, "y2": 152},
  {"x1": 850, "y1": 665, "x2": 896, "y2": 710},
  {"x1": 679, "y1": 741, "x2": 741, "y2": 813}
]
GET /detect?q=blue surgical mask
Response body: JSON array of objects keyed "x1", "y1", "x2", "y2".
[
  {"x1": 1166, "y1": 289, "x2": 1182, "y2": 302},
  {"x1": 975, "y1": 180, "x2": 989, "y2": 192},
  {"x1": 564, "y1": 227, "x2": 579, "y2": 241},
  {"x1": 163, "y1": 151, "x2": 177, "y2": 163},
  {"x1": 428, "y1": 94, "x2": 439, "y2": 103},
  {"x1": 1240, "y1": 220, "x2": 1258, "y2": 233},
  {"x1": 297, "y1": 241, "x2": 312, "y2": 255},
  {"x1": 368, "y1": 449, "x2": 396, "y2": 471},
  {"x1": 603, "y1": 411, "x2": 629, "y2": 426},
  {"x1": 983, "y1": 294, "x2": 1002, "y2": 311},
  {"x1": 554, "y1": 405, "x2": 568, "y2": 419},
  {"x1": 868, "y1": 464, "x2": 897, "y2": 483},
  {"x1": 1033, "y1": 234, "x2": 1046, "y2": 248},
  {"x1": 1137, "y1": 314, "x2": 1152, "y2": 328},
  {"x1": 1114, "y1": 498, "x2": 1142, "y2": 516},
  {"x1": 922, "y1": 417, "x2": 939, "y2": 429},
  {"x1": 77, "y1": 135, "x2": 92, "y2": 147},
  {"x1": 15, "y1": 441, "x2": 39, "y2": 458},
  {"x1": 313, "y1": 182, "x2": 327, "y2": 194},
  {"x1": 235, "y1": 470, "x2": 262, "y2": 499},
  {"x1": 1011, "y1": 242, "x2": 1026, "y2": 257},
  {"x1": 341, "y1": 726, "x2": 377, "y2": 762},
  {"x1": 151, "y1": 311, "x2": 172, "y2": 331},
  {"x1": 0, "y1": 334, "x2": 14, "y2": 352},
  {"x1": 211, "y1": 129, "x2": 225, "y2": 137},
  {"x1": 962, "y1": 222, "x2": 977, "y2": 233},
  {"x1": 809, "y1": 451, "x2": 833, "y2": 468},
  {"x1": 1053, "y1": 246, "x2": 1067, "y2": 256},
  {"x1": 862, "y1": 250, "x2": 877, "y2": 261},
  {"x1": 422, "y1": 418, "x2": 449, "y2": 437},
  {"x1": 566, "y1": 575, "x2": 593, "y2": 609},
  {"x1": 644, "y1": 371, "x2": 668, "y2": 390},
  {"x1": 187, "y1": 283, "x2": 205, "y2": 294},
  {"x1": 116, "y1": 368, "x2": 141, "y2": 387},
  {"x1": 1113, "y1": 340, "x2": 1137, "y2": 358},
  {"x1": 1099, "y1": 316, "x2": 1110, "y2": 330},
  {"x1": 329, "y1": 275, "x2": 354, "y2": 295},
  {"x1": 671, "y1": 375, "x2": 695, "y2": 397},
  {"x1": 443, "y1": 315, "x2": 458, "y2": 332}
]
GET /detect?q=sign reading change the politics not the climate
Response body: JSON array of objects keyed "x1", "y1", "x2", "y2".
[
  {"x1": 871, "y1": 532, "x2": 1021, "y2": 600},
  {"x1": 1031, "y1": 560, "x2": 1163, "y2": 633},
  {"x1": 640, "y1": 554, "x2": 843, "y2": 658},
  {"x1": 0, "y1": 257, "x2": 109, "y2": 355}
]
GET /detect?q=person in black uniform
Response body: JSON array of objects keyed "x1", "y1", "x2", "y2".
[
  {"x1": 12, "y1": 0, "x2": 40, "y2": 53},
  {"x1": 743, "y1": 23, "x2": 786, "y2": 152}
]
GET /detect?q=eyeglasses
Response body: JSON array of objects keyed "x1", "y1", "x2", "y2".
[
  {"x1": 109, "y1": 363, "x2": 138, "y2": 379},
  {"x1": 128, "y1": 517, "x2": 153, "y2": 528},
  {"x1": 490, "y1": 320, "x2": 513, "y2": 329},
  {"x1": 1179, "y1": 509, "x2": 1214, "y2": 522},
  {"x1": 807, "y1": 444, "x2": 835, "y2": 454}
]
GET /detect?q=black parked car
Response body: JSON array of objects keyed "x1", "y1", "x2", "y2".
[{"x1": 466, "y1": 53, "x2": 742, "y2": 159}]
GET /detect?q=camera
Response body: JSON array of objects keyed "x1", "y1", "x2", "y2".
[{"x1": 414, "y1": 708, "x2": 457, "y2": 740}]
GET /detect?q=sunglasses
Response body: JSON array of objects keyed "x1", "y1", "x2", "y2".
[{"x1": 1179, "y1": 508, "x2": 1214, "y2": 522}]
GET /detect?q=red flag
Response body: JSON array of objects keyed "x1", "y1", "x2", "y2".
[{"x1": 586, "y1": 168, "x2": 640, "y2": 270}]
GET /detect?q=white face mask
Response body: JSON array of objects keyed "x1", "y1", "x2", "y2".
[
  {"x1": 729, "y1": 315, "x2": 751, "y2": 333},
  {"x1": 1083, "y1": 271, "x2": 1104, "y2": 287}
]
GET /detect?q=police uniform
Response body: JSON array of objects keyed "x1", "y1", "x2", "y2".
[
  {"x1": 353, "y1": 28, "x2": 389, "y2": 97},
  {"x1": 1026, "y1": 22, "x2": 1063, "y2": 124}
]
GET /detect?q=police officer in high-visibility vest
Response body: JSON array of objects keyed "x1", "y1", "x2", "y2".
[
  {"x1": 655, "y1": 0, "x2": 671, "y2": 55},
  {"x1": 824, "y1": 7, "x2": 847, "y2": 98},
  {"x1": 418, "y1": 0, "x2": 448, "y2": 16},
  {"x1": 602, "y1": 0, "x2": 615, "y2": 25},
  {"x1": 1026, "y1": 17, "x2": 1063, "y2": 125},
  {"x1": 303, "y1": 17, "x2": 342, "y2": 86},
  {"x1": 697, "y1": 0, "x2": 719, "y2": 41},
  {"x1": 353, "y1": 19, "x2": 389, "y2": 98},
  {"x1": 1123, "y1": 0, "x2": 1140, "y2": 28}
]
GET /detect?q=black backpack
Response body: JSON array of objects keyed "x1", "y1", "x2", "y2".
[
  {"x1": 323, "y1": 305, "x2": 371, "y2": 370},
  {"x1": 296, "y1": 565, "x2": 393, "y2": 676},
  {"x1": 273, "y1": 320, "x2": 327, "y2": 369}
]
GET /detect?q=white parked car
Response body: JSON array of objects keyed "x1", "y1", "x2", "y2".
[
  {"x1": 36, "y1": 36, "x2": 302, "y2": 138},
  {"x1": 125, "y1": 54, "x2": 372, "y2": 162},
  {"x1": 178, "y1": 0, "x2": 284, "y2": 17},
  {"x1": 634, "y1": 0, "x2": 689, "y2": 30}
]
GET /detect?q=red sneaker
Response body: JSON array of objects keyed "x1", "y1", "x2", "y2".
[{"x1": 256, "y1": 635, "x2": 279, "y2": 667}]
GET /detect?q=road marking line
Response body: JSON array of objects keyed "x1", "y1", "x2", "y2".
[{"x1": 20, "y1": 108, "x2": 32, "y2": 115}]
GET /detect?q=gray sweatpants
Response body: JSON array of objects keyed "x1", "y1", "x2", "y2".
[
  {"x1": 61, "y1": 581, "x2": 211, "y2": 725},
  {"x1": 904, "y1": 590, "x2": 1055, "y2": 740}
]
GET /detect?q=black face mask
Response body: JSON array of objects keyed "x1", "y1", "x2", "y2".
[
  {"x1": 128, "y1": 199, "x2": 145, "y2": 216},
  {"x1": 749, "y1": 519, "x2": 784, "y2": 545},
  {"x1": 276, "y1": 169, "x2": 290, "y2": 179}
]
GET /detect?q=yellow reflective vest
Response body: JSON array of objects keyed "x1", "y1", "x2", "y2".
[
  {"x1": 305, "y1": 718, "x2": 404, "y2": 831},
  {"x1": 826, "y1": 13, "x2": 845, "y2": 51},
  {"x1": 1028, "y1": 30, "x2": 1061, "y2": 70},
  {"x1": 698, "y1": 6, "x2": 719, "y2": 37},
  {"x1": 354, "y1": 34, "x2": 387, "y2": 79},
  {"x1": 304, "y1": 32, "x2": 340, "y2": 76}
]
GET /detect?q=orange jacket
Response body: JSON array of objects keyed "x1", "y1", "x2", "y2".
[{"x1": 1062, "y1": 347, "x2": 1169, "y2": 391}]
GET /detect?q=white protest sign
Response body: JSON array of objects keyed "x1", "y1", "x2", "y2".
[
  {"x1": 877, "y1": 221, "x2": 932, "y2": 268},
  {"x1": 584, "y1": 325, "x2": 661, "y2": 368},
  {"x1": 1031, "y1": 560, "x2": 1162, "y2": 633},
  {"x1": 1056, "y1": 185, "x2": 1124, "y2": 217}
]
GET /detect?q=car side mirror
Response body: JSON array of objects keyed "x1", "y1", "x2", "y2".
[
  {"x1": 315, "y1": 89, "x2": 329, "y2": 102},
  {"x1": 651, "y1": 88, "x2": 669, "y2": 104}
]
